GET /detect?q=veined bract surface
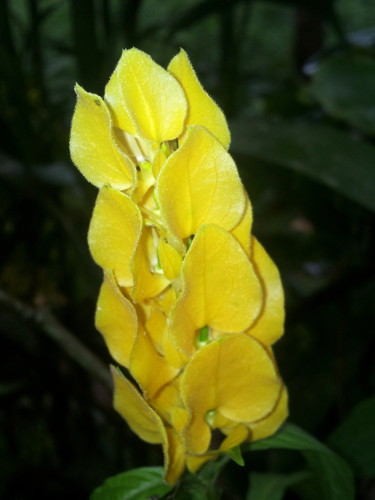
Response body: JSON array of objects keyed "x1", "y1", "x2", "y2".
[{"x1": 70, "y1": 48, "x2": 288, "y2": 485}]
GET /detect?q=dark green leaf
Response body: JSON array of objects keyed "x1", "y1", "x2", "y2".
[
  {"x1": 197, "y1": 455, "x2": 229, "y2": 484},
  {"x1": 247, "y1": 470, "x2": 311, "y2": 500},
  {"x1": 311, "y1": 54, "x2": 375, "y2": 135},
  {"x1": 179, "y1": 458, "x2": 227, "y2": 500},
  {"x1": 251, "y1": 423, "x2": 327, "y2": 452},
  {"x1": 172, "y1": 480, "x2": 210, "y2": 500},
  {"x1": 90, "y1": 466, "x2": 173, "y2": 500},
  {"x1": 69, "y1": 0, "x2": 101, "y2": 92},
  {"x1": 230, "y1": 117, "x2": 375, "y2": 212},
  {"x1": 0, "y1": 380, "x2": 24, "y2": 397},
  {"x1": 328, "y1": 395, "x2": 375, "y2": 478},
  {"x1": 250, "y1": 423, "x2": 355, "y2": 500},
  {"x1": 171, "y1": 471, "x2": 221, "y2": 500}
]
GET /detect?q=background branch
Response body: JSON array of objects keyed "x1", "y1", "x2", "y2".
[{"x1": 0, "y1": 288, "x2": 112, "y2": 389}]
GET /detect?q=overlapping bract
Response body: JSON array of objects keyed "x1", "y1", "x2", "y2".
[{"x1": 70, "y1": 48, "x2": 288, "y2": 484}]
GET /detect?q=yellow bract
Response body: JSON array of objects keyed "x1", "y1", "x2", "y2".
[
  {"x1": 70, "y1": 47, "x2": 287, "y2": 485},
  {"x1": 95, "y1": 272, "x2": 137, "y2": 368},
  {"x1": 157, "y1": 239, "x2": 183, "y2": 281},
  {"x1": 157, "y1": 126, "x2": 245, "y2": 240},
  {"x1": 129, "y1": 328, "x2": 178, "y2": 399},
  {"x1": 231, "y1": 195, "x2": 253, "y2": 255},
  {"x1": 247, "y1": 237, "x2": 285, "y2": 346},
  {"x1": 249, "y1": 386, "x2": 289, "y2": 441},
  {"x1": 169, "y1": 225, "x2": 263, "y2": 357},
  {"x1": 168, "y1": 49, "x2": 231, "y2": 148},
  {"x1": 106, "y1": 48, "x2": 187, "y2": 143},
  {"x1": 70, "y1": 85, "x2": 136, "y2": 190},
  {"x1": 131, "y1": 228, "x2": 169, "y2": 302},
  {"x1": 88, "y1": 186, "x2": 142, "y2": 287},
  {"x1": 112, "y1": 367, "x2": 165, "y2": 444},
  {"x1": 186, "y1": 425, "x2": 249, "y2": 473},
  {"x1": 181, "y1": 334, "x2": 282, "y2": 454}
]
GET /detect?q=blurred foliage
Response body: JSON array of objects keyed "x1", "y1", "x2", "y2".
[{"x1": 1, "y1": 0, "x2": 375, "y2": 498}]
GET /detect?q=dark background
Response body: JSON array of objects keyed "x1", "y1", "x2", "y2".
[{"x1": 1, "y1": 0, "x2": 374, "y2": 498}]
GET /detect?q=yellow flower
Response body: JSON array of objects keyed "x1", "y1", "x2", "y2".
[{"x1": 70, "y1": 48, "x2": 288, "y2": 485}]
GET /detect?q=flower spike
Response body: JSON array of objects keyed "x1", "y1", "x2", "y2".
[{"x1": 70, "y1": 48, "x2": 287, "y2": 485}]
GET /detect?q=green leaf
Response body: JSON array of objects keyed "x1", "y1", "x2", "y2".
[
  {"x1": 172, "y1": 470, "x2": 222, "y2": 500},
  {"x1": 172, "y1": 479, "x2": 210, "y2": 500},
  {"x1": 230, "y1": 117, "x2": 375, "y2": 212},
  {"x1": 247, "y1": 470, "x2": 311, "y2": 500},
  {"x1": 328, "y1": 395, "x2": 375, "y2": 478},
  {"x1": 90, "y1": 466, "x2": 173, "y2": 500},
  {"x1": 250, "y1": 423, "x2": 355, "y2": 500},
  {"x1": 171, "y1": 457, "x2": 229, "y2": 500},
  {"x1": 225, "y1": 445, "x2": 245, "y2": 466},
  {"x1": 197, "y1": 455, "x2": 229, "y2": 484},
  {"x1": 0, "y1": 380, "x2": 24, "y2": 397},
  {"x1": 311, "y1": 54, "x2": 375, "y2": 135},
  {"x1": 250, "y1": 423, "x2": 324, "y2": 452}
]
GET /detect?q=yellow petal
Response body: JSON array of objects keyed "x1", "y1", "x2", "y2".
[
  {"x1": 113, "y1": 127, "x2": 155, "y2": 165},
  {"x1": 130, "y1": 329, "x2": 178, "y2": 399},
  {"x1": 166, "y1": 305, "x2": 195, "y2": 362},
  {"x1": 131, "y1": 227, "x2": 169, "y2": 302},
  {"x1": 210, "y1": 411, "x2": 233, "y2": 430},
  {"x1": 157, "y1": 239, "x2": 183, "y2": 281},
  {"x1": 164, "y1": 429, "x2": 187, "y2": 485},
  {"x1": 168, "y1": 49, "x2": 230, "y2": 149},
  {"x1": 220, "y1": 424, "x2": 249, "y2": 450},
  {"x1": 186, "y1": 424, "x2": 249, "y2": 473},
  {"x1": 158, "y1": 286, "x2": 177, "y2": 315},
  {"x1": 186, "y1": 452, "x2": 214, "y2": 474},
  {"x1": 151, "y1": 380, "x2": 181, "y2": 424},
  {"x1": 151, "y1": 378, "x2": 190, "y2": 435},
  {"x1": 152, "y1": 148, "x2": 168, "y2": 178},
  {"x1": 88, "y1": 186, "x2": 142, "y2": 287},
  {"x1": 149, "y1": 286, "x2": 177, "y2": 318},
  {"x1": 181, "y1": 334, "x2": 282, "y2": 454},
  {"x1": 112, "y1": 368, "x2": 186, "y2": 485},
  {"x1": 105, "y1": 69, "x2": 138, "y2": 136},
  {"x1": 163, "y1": 331, "x2": 189, "y2": 370},
  {"x1": 169, "y1": 225, "x2": 263, "y2": 357},
  {"x1": 95, "y1": 272, "x2": 138, "y2": 368},
  {"x1": 146, "y1": 309, "x2": 166, "y2": 353},
  {"x1": 105, "y1": 48, "x2": 187, "y2": 143},
  {"x1": 111, "y1": 366, "x2": 165, "y2": 444},
  {"x1": 246, "y1": 237, "x2": 285, "y2": 346},
  {"x1": 141, "y1": 186, "x2": 158, "y2": 215},
  {"x1": 70, "y1": 84, "x2": 136, "y2": 189},
  {"x1": 231, "y1": 195, "x2": 253, "y2": 256},
  {"x1": 172, "y1": 407, "x2": 190, "y2": 434},
  {"x1": 157, "y1": 126, "x2": 245, "y2": 241},
  {"x1": 248, "y1": 385, "x2": 288, "y2": 441},
  {"x1": 132, "y1": 164, "x2": 155, "y2": 205}
]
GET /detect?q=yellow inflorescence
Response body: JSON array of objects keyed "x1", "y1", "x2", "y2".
[{"x1": 70, "y1": 48, "x2": 288, "y2": 484}]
